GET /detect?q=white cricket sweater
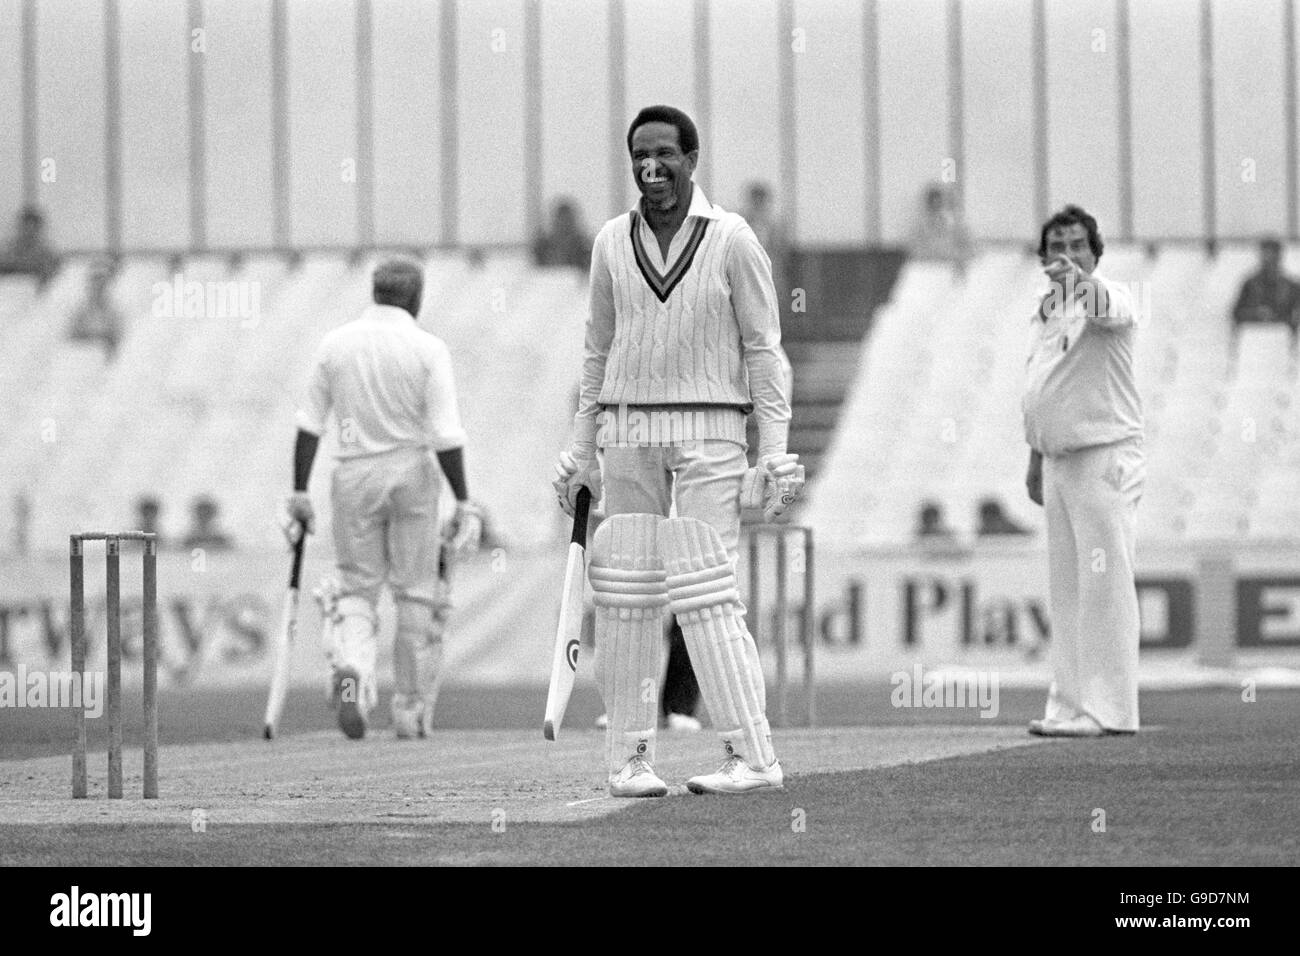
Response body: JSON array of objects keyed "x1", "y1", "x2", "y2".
[{"x1": 574, "y1": 185, "x2": 791, "y2": 459}]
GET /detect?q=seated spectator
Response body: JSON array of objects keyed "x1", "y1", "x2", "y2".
[
  {"x1": 182, "y1": 495, "x2": 234, "y2": 551},
  {"x1": 910, "y1": 183, "x2": 972, "y2": 274},
  {"x1": 135, "y1": 495, "x2": 164, "y2": 547},
  {"x1": 916, "y1": 501, "x2": 957, "y2": 540},
  {"x1": 1232, "y1": 238, "x2": 1300, "y2": 339},
  {"x1": 976, "y1": 498, "x2": 1031, "y2": 536},
  {"x1": 12, "y1": 490, "x2": 31, "y2": 556},
  {"x1": 740, "y1": 182, "x2": 790, "y2": 299},
  {"x1": 532, "y1": 199, "x2": 591, "y2": 272},
  {"x1": 68, "y1": 258, "x2": 123, "y2": 360},
  {"x1": 0, "y1": 205, "x2": 60, "y2": 290}
]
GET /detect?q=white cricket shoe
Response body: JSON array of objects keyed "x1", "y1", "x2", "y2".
[
  {"x1": 392, "y1": 695, "x2": 423, "y2": 740},
  {"x1": 419, "y1": 702, "x2": 437, "y2": 738},
  {"x1": 608, "y1": 755, "x2": 669, "y2": 798},
  {"x1": 686, "y1": 755, "x2": 784, "y2": 795},
  {"x1": 665, "y1": 712, "x2": 703, "y2": 733},
  {"x1": 331, "y1": 666, "x2": 369, "y2": 740},
  {"x1": 1029, "y1": 715, "x2": 1104, "y2": 737}
]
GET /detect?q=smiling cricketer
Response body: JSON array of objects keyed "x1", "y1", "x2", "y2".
[{"x1": 553, "y1": 105, "x2": 804, "y2": 796}]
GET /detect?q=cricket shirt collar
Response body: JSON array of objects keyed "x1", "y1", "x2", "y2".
[{"x1": 628, "y1": 184, "x2": 719, "y2": 303}]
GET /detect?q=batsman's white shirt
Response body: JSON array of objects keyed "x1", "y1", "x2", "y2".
[
  {"x1": 1022, "y1": 271, "x2": 1143, "y2": 457},
  {"x1": 297, "y1": 304, "x2": 467, "y2": 455}
]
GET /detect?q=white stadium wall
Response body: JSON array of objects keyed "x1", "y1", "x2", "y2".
[{"x1": 2, "y1": 0, "x2": 1299, "y2": 251}]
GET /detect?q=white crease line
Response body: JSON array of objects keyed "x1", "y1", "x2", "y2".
[
  {"x1": 565, "y1": 796, "x2": 610, "y2": 807},
  {"x1": 135, "y1": 735, "x2": 583, "y2": 776}
]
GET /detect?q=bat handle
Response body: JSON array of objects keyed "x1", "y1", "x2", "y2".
[
  {"x1": 289, "y1": 522, "x2": 308, "y2": 587},
  {"x1": 571, "y1": 486, "x2": 592, "y2": 546}
]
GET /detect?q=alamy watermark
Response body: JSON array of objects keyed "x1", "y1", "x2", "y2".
[
  {"x1": 890, "y1": 664, "x2": 999, "y2": 718},
  {"x1": 1042, "y1": 276, "x2": 1153, "y2": 328},
  {"x1": 151, "y1": 273, "x2": 261, "y2": 328},
  {"x1": 0, "y1": 666, "x2": 103, "y2": 717},
  {"x1": 596, "y1": 405, "x2": 717, "y2": 447},
  {"x1": 50, "y1": 886, "x2": 151, "y2": 936}
]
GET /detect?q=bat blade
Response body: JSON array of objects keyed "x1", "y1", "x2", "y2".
[
  {"x1": 262, "y1": 588, "x2": 300, "y2": 739},
  {"x1": 263, "y1": 528, "x2": 307, "y2": 740},
  {"x1": 544, "y1": 487, "x2": 592, "y2": 740}
]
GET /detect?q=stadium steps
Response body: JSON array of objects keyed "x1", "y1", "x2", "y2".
[{"x1": 784, "y1": 341, "x2": 866, "y2": 480}]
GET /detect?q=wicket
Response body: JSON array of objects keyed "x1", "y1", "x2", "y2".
[
  {"x1": 746, "y1": 524, "x2": 815, "y2": 728},
  {"x1": 70, "y1": 531, "x2": 159, "y2": 799}
]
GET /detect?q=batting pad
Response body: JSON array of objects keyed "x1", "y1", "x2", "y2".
[
  {"x1": 393, "y1": 600, "x2": 446, "y2": 707},
  {"x1": 589, "y1": 514, "x2": 668, "y2": 775},
  {"x1": 336, "y1": 595, "x2": 378, "y2": 674},
  {"x1": 335, "y1": 595, "x2": 379, "y2": 713},
  {"x1": 662, "y1": 517, "x2": 776, "y2": 770}
]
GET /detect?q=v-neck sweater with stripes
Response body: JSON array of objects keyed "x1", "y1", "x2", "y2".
[{"x1": 574, "y1": 190, "x2": 791, "y2": 461}]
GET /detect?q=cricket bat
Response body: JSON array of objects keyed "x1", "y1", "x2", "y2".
[
  {"x1": 543, "y1": 486, "x2": 592, "y2": 741},
  {"x1": 263, "y1": 524, "x2": 308, "y2": 740}
]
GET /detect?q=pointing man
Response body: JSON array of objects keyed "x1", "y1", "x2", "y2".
[{"x1": 1023, "y1": 205, "x2": 1145, "y2": 737}]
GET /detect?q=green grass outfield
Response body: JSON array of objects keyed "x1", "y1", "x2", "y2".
[{"x1": 0, "y1": 683, "x2": 1296, "y2": 866}]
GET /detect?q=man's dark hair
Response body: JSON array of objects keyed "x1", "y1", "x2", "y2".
[
  {"x1": 1260, "y1": 237, "x2": 1283, "y2": 255},
  {"x1": 626, "y1": 105, "x2": 699, "y2": 156},
  {"x1": 1037, "y1": 204, "x2": 1104, "y2": 263},
  {"x1": 372, "y1": 257, "x2": 424, "y2": 309}
]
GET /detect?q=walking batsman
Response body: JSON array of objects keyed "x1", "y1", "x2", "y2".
[
  {"x1": 553, "y1": 105, "x2": 804, "y2": 796},
  {"x1": 1023, "y1": 205, "x2": 1145, "y2": 737},
  {"x1": 287, "y1": 258, "x2": 481, "y2": 740}
]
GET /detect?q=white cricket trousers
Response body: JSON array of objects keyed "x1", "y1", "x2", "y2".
[
  {"x1": 601, "y1": 440, "x2": 748, "y2": 558},
  {"x1": 331, "y1": 447, "x2": 442, "y2": 607},
  {"x1": 1042, "y1": 437, "x2": 1145, "y2": 731},
  {"x1": 331, "y1": 447, "x2": 445, "y2": 698}
]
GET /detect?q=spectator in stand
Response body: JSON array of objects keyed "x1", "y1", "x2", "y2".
[
  {"x1": 916, "y1": 500, "x2": 958, "y2": 541},
  {"x1": 68, "y1": 258, "x2": 123, "y2": 360},
  {"x1": 910, "y1": 183, "x2": 973, "y2": 275},
  {"x1": 135, "y1": 496, "x2": 163, "y2": 547},
  {"x1": 914, "y1": 500, "x2": 968, "y2": 556},
  {"x1": 976, "y1": 497, "x2": 1031, "y2": 536},
  {"x1": 740, "y1": 182, "x2": 789, "y2": 304},
  {"x1": 1232, "y1": 238, "x2": 1300, "y2": 341},
  {"x1": 12, "y1": 491, "x2": 31, "y2": 556},
  {"x1": 181, "y1": 495, "x2": 234, "y2": 551},
  {"x1": 532, "y1": 198, "x2": 592, "y2": 272},
  {"x1": 0, "y1": 205, "x2": 60, "y2": 290}
]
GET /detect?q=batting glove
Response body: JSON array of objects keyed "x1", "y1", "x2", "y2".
[
  {"x1": 443, "y1": 500, "x2": 484, "y2": 559},
  {"x1": 283, "y1": 492, "x2": 315, "y2": 545},
  {"x1": 740, "y1": 453, "x2": 806, "y2": 523},
  {"x1": 552, "y1": 449, "x2": 602, "y2": 517}
]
